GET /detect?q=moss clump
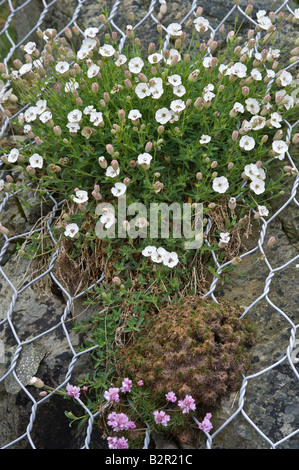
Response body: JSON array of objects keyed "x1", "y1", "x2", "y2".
[{"x1": 116, "y1": 296, "x2": 255, "y2": 407}]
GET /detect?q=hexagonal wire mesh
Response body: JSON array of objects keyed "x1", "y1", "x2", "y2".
[{"x1": 0, "y1": 0, "x2": 298, "y2": 450}]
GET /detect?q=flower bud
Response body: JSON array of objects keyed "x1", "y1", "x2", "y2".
[
  {"x1": 112, "y1": 276, "x2": 121, "y2": 285},
  {"x1": 99, "y1": 14, "x2": 107, "y2": 24},
  {"x1": 28, "y1": 377, "x2": 45, "y2": 388},
  {"x1": 106, "y1": 144, "x2": 114, "y2": 155},
  {"x1": 242, "y1": 86, "x2": 250, "y2": 97},
  {"x1": 196, "y1": 172, "x2": 202, "y2": 180},
  {"x1": 211, "y1": 160, "x2": 218, "y2": 169},
  {"x1": 53, "y1": 125, "x2": 61, "y2": 136},
  {"x1": 98, "y1": 156, "x2": 108, "y2": 169},
  {"x1": 292, "y1": 133, "x2": 299, "y2": 144},
  {"x1": 267, "y1": 236, "x2": 276, "y2": 247},
  {"x1": 145, "y1": 142, "x2": 153, "y2": 152},
  {"x1": 208, "y1": 203, "x2": 216, "y2": 209},
  {"x1": 232, "y1": 130, "x2": 239, "y2": 141},
  {"x1": 92, "y1": 82, "x2": 99, "y2": 93},
  {"x1": 111, "y1": 160, "x2": 118, "y2": 170},
  {"x1": 245, "y1": 4, "x2": 253, "y2": 15},
  {"x1": 228, "y1": 197, "x2": 236, "y2": 210},
  {"x1": 0, "y1": 225, "x2": 9, "y2": 236}
]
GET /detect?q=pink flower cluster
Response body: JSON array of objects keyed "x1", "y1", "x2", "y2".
[
  {"x1": 121, "y1": 377, "x2": 133, "y2": 393},
  {"x1": 178, "y1": 395, "x2": 196, "y2": 414},
  {"x1": 165, "y1": 391, "x2": 177, "y2": 403},
  {"x1": 104, "y1": 387, "x2": 120, "y2": 403},
  {"x1": 153, "y1": 410, "x2": 171, "y2": 427},
  {"x1": 66, "y1": 384, "x2": 80, "y2": 399},
  {"x1": 198, "y1": 413, "x2": 213, "y2": 433},
  {"x1": 104, "y1": 378, "x2": 133, "y2": 403},
  {"x1": 107, "y1": 436, "x2": 129, "y2": 449},
  {"x1": 107, "y1": 412, "x2": 136, "y2": 432}
]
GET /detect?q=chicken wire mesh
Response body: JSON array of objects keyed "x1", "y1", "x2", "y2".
[{"x1": 0, "y1": 0, "x2": 298, "y2": 450}]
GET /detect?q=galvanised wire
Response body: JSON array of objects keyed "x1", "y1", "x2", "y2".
[{"x1": 0, "y1": 0, "x2": 298, "y2": 449}]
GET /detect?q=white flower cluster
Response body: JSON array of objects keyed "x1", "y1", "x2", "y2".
[{"x1": 142, "y1": 246, "x2": 179, "y2": 268}]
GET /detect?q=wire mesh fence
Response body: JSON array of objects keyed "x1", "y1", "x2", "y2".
[{"x1": 0, "y1": 0, "x2": 298, "y2": 449}]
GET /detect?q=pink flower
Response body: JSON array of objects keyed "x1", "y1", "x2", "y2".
[
  {"x1": 121, "y1": 377, "x2": 133, "y2": 393},
  {"x1": 178, "y1": 395, "x2": 196, "y2": 414},
  {"x1": 116, "y1": 437, "x2": 129, "y2": 449},
  {"x1": 107, "y1": 412, "x2": 136, "y2": 432},
  {"x1": 104, "y1": 387, "x2": 120, "y2": 403},
  {"x1": 137, "y1": 380, "x2": 144, "y2": 387},
  {"x1": 198, "y1": 413, "x2": 213, "y2": 433},
  {"x1": 165, "y1": 391, "x2": 177, "y2": 403},
  {"x1": 153, "y1": 410, "x2": 171, "y2": 427},
  {"x1": 66, "y1": 384, "x2": 80, "y2": 399},
  {"x1": 107, "y1": 436, "x2": 129, "y2": 449}
]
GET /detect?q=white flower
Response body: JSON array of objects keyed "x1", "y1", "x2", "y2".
[
  {"x1": 167, "y1": 23, "x2": 182, "y2": 37},
  {"x1": 250, "y1": 178, "x2": 265, "y2": 195},
  {"x1": 55, "y1": 61, "x2": 69, "y2": 74},
  {"x1": 84, "y1": 27, "x2": 99, "y2": 38},
  {"x1": 151, "y1": 247, "x2": 167, "y2": 263},
  {"x1": 203, "y1": 90, "x2": 215, "y2": 102},
  {"x1": 233, "y1": 102, "x2": 244, "y2": 113},
  {"x1": 244, "y1": 163, "x2": 261, "y2": 180},
  {"x1": 73, "y1": 190, "x2": 88, "y2": 204},
  {"x1": 256, "y1": 10, "x2": 267, "y2": 19},
  {"x1": 277, "y1": 70, "x2": 293, "y2": 87},
  {"x1": 39, "y1": 111, "x2": 52, "y2": 123},
  {"x1": 199, "y1": 134, "x2": 211, "y2": 145},
  {"x1": 193, "y1": 16, "x2": 209, "y2": 32},
  {"x1": 165, "y1": 49, "x2": 181, "y2": 65},
  {"x1": 239, "y1": 135, "x2": 255, "y2": 151},
  {"x1": 128, "y1": 109, "x2": 142, "y2": 121},
  {"x1": 66, "y1": 122, "x2": 80, "y2": 133},
  {"x1": 219, "y1": 232, "x2": 230, "y2": 244},
  {"x1": 87, "y1": 64, "x2": 100, "y2": 78},
  {"x1": 100, "y1": 212, "x2": 115, "y2": 229},
  {"x1": 268, "y1": 48, "x2": 280, "y2": 60},
  {"x1": 250, "y1": 115, "x2": 266, "y2": 130},
  {"x1": 81, "y1": 38, "x2": 97, "y2": 53},
  {"x1": 83, "y1": 105, "x2": 96, "y2": 115},
  {"x1": 266, "y1": 69, "x2": 276, "y2": 80},
  {"x1": 294, "y1": 8, "x2": 299, "y2": 20},
  {"x1": 276, "y1": 90, "x2": 294, "y2": 110},
  {"x1": 149, "y1": 77, "x2": 164, "y2": 99},
  {"x1": 148, "y1": 53, "x2": 163, "y2": 64},
  {"x1": 167, "y1": 74, "x2": 182, "y2": 87},
  {"x1": 272, "y1": 140, "x2": 288, "y2": 158},
  {"x1": 170, "y1": 99, "x2": 186, "y2": 114},
  {"x1": 163, "y1": 251, "x2": 179, "y2": 268},
  {"x1": 23, "y1": 41, "x2": 36, "y2": 55},
  {"x1": 137, "y1": 152, "x2": 152, "y2": 169},
  {"x1": 90, "y1": 111, "x2": 103, "y2": 126},
  {"x1": 219, "y1": 64, "x2": 228, "y2": 75},
  {"x1": 257, "y1": 15, "x2": 272, "y2": 30},
  {"x1": 135, "y1": 217, "x2": 149, "y2": 229},
  {"x1": 245, "y1": 98, "x2": 260, "y2": 115},
  {"x1": 106, "y1": 166, "x2": 120, "y2": 178},
  {"x1": 212, "y1": 176, "x2": 229, "y2": 194},
  {"x1": 257, "y1": 205, "x2": 269, "y2": 217},
  {"x1": 8, "y1": 148, "x2": 19, "y2": 163},
  {"x1": 135, "y1": 82, "x2": 151, "y2": 99},
  {"x1": 65, "y1": 79, "x2": 79, "y2": 93},
  {"x1": 111, "y1": 182, "x2": 127, "y2": 197},
  {"x1": 68, "y1": 109, "x2": 82, "y2": 123},
  {"x1": 226, "y1": 62, "x2": 247, "y2": 78},
  {"x1": 19, "y1": 63, "x2": 32, "y2": 75},
  {"x1": 142, "y1": 246, "x2": 157, "y2": 257},
  {"x1": 251, "y1": 68, "x2": 262, "y2": 81},
  {"x1": 23, "y1": 124, "x2": 32, "y2": 134},
  {"x1": 64, "y1": 223, "x2": 79, "y2": 238},
  {"x1": 269, "y1": 112, "x2": 282, "y2": 128},
  {"x1": 99, "y1": 44, "x2": 116, "y2": 57},
  {"x1": 35, "y1": 99, "x2": 47, "y2": 115},
  {"x1": 24, "y1": 106, "x2": 38, "y2": 123},
  {"x1": 203, "y1": 57, "x2": 213, "y2": 69},
  {"x1": 0, "y1": 179, "x2": 4, "y2": 191},
  {"x1": 155, "y1": 107, "x2": 172, "y2": 124},
  {"x1": 115, "y1": 54, "x2": 127, "y2": 66},
  {"x1": 29, "y1": 153, "x2": 43, "y2": 168},
  {"x1": 128, "y1": 57, "x2": 144, "y2": 74},
  {"x1": 173, "y1": 84, "x2": 186, "y2": 97}
]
